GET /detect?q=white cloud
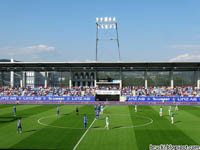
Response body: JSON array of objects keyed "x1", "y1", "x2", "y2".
[
  {"x1": 26, "y1": 44, "x2": 56, "y2": 52},
  {"x1": 0, "y1": 44, "x2": 56, "y2": 61},
  {"x1": 169, "y1": 53, "x2": 200, "y2": 62},
  {"x1": 169, "y1": 44, "x2": 200, "y2": 62}
]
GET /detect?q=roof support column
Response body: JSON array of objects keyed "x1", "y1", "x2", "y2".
[
  {"x1": 170, "y1": 71, "x2": 174, "y2": 88},
  {"x1": 196, "y1": 69, "x2": 200, "y2": 89},
  {"x1": 44, "y1": 72, "x2": 48, "y2": 88},
  {"x1": 69, "y1": 70, "x2": 72, "y2": 89},
  {"x1": 10, "y1": 59, "x2": 14, "y2": 87},
  {"x1": 144, "y1": 71, "x2": 148, "y2": 89},
  {"x1": 94, "y1": 71, "x2": 97, "y2": 87},
  {"x1": 120, "y1": 68, "x2": 122, "y2": 89},
  {"x1": 197, "y1": 80, "x2": 200, "y2": 89},
  {"x1": 20, "y1": 78, "x2": 23, "y2": 88}
]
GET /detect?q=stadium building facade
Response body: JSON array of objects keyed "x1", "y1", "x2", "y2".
[
  {"x1": 0, "y1": 61, "x2": 200, "y2": 89},
  {"x1": 1, "y1": 60, "x2": 200, "y2": 103}
]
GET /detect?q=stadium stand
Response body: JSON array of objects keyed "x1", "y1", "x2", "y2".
[{"x1": 0, "y1": 86, "x2": 199, "y2": 97}]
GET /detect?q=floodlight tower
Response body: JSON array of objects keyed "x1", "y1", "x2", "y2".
[{"x1": 96, "y1": 17, "x2": 121, "y2": 61}]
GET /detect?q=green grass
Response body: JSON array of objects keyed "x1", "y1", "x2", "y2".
[{"x1": 0, "y1": 104, "x2": 200, "y2": 150}]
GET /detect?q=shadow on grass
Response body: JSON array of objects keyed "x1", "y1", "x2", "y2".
[
  {"x1": 62, "y1": 113, "x2": 70, "y2": 116},
  {"x1": 92, "y1": 126, "x2": 101, "y2": 128},
  {"x1": 175, "y1": 120, "x2": 182, "y2": 124},
  {"x1": 112, "y1": 126, "x2": 123, "y2": 129},
  {"x1": 0, "y1": 116, "x2": 28, "y2": 123},
  {"x1": 0, "y1": 116, "x2": 18, "y2": 123},
  {"x1": 23, "y1": 129, "x2": 38, "y2": 133}
]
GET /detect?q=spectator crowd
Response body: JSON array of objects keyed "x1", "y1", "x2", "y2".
[
  {"x1": 0, "y1": 86, "x2": 199, "y2": 97},
  {"x1": 122, "y1": 86, "x2": 200, "y2": 97}
]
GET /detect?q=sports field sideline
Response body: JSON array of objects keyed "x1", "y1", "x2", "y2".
[{"x1": 0, "y1": 104, "x2": 200, "y2": 150}]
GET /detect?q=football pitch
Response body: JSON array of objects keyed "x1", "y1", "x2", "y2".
[{"x1": 0, "y1": 104, "x2": 200, "y2": 150}]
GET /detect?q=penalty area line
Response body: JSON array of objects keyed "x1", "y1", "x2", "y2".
[{"x1": 73, "y1": 118, "x2": 96, "y2": 150}]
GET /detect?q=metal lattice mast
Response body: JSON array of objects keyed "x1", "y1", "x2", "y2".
[{"x1": 95, "y1": 17, "x2": 121, "y2": 62}]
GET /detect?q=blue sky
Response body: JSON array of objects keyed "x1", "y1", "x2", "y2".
[{"x1": 0, "y1": 0, "x2": 200, "y2": 62}]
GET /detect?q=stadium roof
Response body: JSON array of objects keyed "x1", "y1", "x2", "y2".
[{"x1": 0, "y1": 62, "x2": 200, "y2": 71}]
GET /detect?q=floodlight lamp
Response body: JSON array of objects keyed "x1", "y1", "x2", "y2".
[
  {"x1": 100, "y1": 17, "x2": 103, "y2": 22},
  {"x1": 105, "y1": 24, "x2": 108, "y2": 29},
  {"x1": 101, "y1": 24, "x2": 104, "y2": 29},
  {"x1": 109, "y1": 17, "x2": 112, "y2": 22},
  {"x1": 96, "y1": 17, "x2": 99, "y2": 22},
  {"x1": 104, "y1": 17, "x2": 108, "y2": 22},
  {"x1": 109, "y1": 24, "x2": 112, "y2": 29},
  {"x1": 113, "y1": 17, "x2": 116, "y2": 22}
]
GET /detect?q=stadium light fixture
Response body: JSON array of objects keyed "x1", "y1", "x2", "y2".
[
  {"x1": 104, "y1": 17, "x2": 108, "y2": 22},
  {"x1": 96, "y1": 17, "x2": 99, "y2": 23},
  {"x1": 95, "y1": 16, "x2": 120, "y2": 61},
  {"x1": 96, "y1": 16, "x2": 117, "y2": 24},
  {"x1": 113, "y1": 17, "x2": 116, "y2": 22},
  {"x1": 105, "y1": 24, "x2": 108, "y2": 29}
]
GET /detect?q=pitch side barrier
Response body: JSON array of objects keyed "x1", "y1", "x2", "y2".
[
  {"x1": 0, "y1": 96, "x2": 95, "y2": 101},
  {"x1": 0, "y1": 96, "x2": 200, "y2": 105},
  {"x1": 127, "y1": 96, "x2": 200, "y2": 105},
  {"x1": 127, "y1": 96, "x2": 200, "y2": 102}
]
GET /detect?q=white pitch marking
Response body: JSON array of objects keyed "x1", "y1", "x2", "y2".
[
  {"x1": 73, "y1": 105, "x2": 107, "y2": 150},
  {"x1": 72, "y1": 118, "x2": 96, "y2": 150},
  {"x1": 37, "y1": 106, "x2": 154, "y2": 130},
  {"x1": 37, "y1": 115, "x2": 153, "y2": 130}
]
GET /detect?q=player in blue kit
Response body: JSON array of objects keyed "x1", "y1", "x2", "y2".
[
  {"x1": 57, "y1": 105, "x2": 60, "y2": 116},
  {"x1": 98, "y1": 104, "x2": 101, "y2": 113},
  {"x1": 13, "y1": 105, "x2": 16, "y2": 116},
  {"x1": 94, "y1": 104, "x2": 97, "y2": 111},
  {"x1": 17, "y1": 118, "x2": 22, "y2": 133},
  {"x1": 96, "y1": 109, "x2": 99, "y2": 119},
  {"x1": 83, "y1": 115, "x2": 88, "y2": 129}
]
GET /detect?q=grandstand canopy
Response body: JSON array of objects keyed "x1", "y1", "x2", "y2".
[{"x1": 0, "y1": 62, "x2": 200, "y2": 72}]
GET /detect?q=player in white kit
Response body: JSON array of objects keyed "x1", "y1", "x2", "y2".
[
  {"x1": 135, "y1": 105, "x2": 137, "y2": 112},
  {"x1": 168, "y1": 106, "x2": 172, "y2": 116},
  {"x1": 105, "y1": 115, "x2": 109, "y2": 130},
  {"x1": 170, "y1": 111, "x2": 174, "y2": 124},
  {"x1": 100, "y1": 105, "x2": 104, "y2": 114},
  {"x1": 160, "y1": 106, "x2": 163, "y2": 117},
  {"x1": 175, "y1": 104, "x2": 178, "y2": 111}
]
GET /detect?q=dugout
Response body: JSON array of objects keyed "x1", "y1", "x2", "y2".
[
  {"x1": 96, "y1": 95, "x2": 120, "y2": 101},
  {"x1": 95, "y1": 80, "x2": 121, "y2": 101}
]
